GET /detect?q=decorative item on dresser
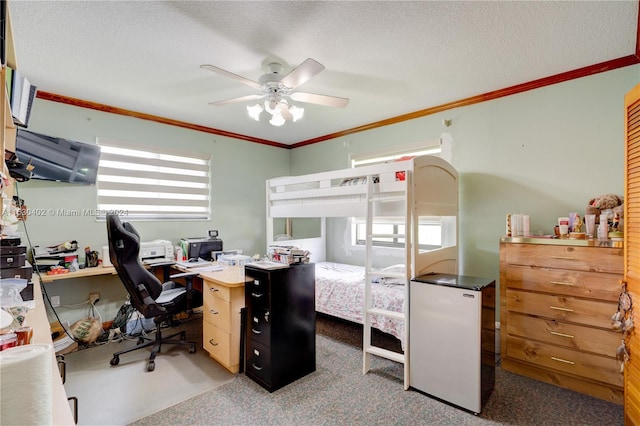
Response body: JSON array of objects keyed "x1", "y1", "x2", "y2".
[
  {"x1": 499, "y1": 237, "x2": 624, "y2": 404},
  {"x1": 244, "y1": 262, "x2": 315, "y2": 392}
]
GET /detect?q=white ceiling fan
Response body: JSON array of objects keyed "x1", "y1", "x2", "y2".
[{"x1": 200, "y1": 58, "x2": 349, "y2": 126}]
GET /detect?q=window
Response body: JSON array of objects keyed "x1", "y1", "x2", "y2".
[
  {"x1": 350, "y1": 140, "x2": 443, "y2": 249},
  {"x1": 353, "y1": 218, "x2": 444, "y2": 250},
  {"x1": 96, "y1": 138, "x2": 211, "y2": 220}
]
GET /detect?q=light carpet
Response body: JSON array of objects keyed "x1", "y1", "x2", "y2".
[
  {"x1": 62, "y1": 317, "x2": 235, "y2": 426},
  {"x1": 130, "y1": 316, "x2": 624, "y2": 426}
]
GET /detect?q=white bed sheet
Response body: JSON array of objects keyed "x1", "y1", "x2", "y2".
[{"x1": 315, "y1": 262, "x2": 405, "y2": 348}]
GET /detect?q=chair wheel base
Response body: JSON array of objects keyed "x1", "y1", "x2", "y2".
[
  {"x1": 110, "y1": 356, "x2": 120, "y2": 366},
  {"x1": 147, "y1": 361, "x2": 155, "y2": 372},
  {"x1": 189, "y1": 344, "x2": 196, "y2": 354}
]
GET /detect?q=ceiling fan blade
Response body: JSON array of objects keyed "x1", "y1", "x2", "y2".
[
  {"x1": 280, "y1": 58, "x2": 325, "y2": 89},
  {"x1": 208, "y1": 94, "x2": 264, "y2": 106},
  {"x1": 290, "y1": 92, "x2": 349, "y2": 108},
  {"x1": 200, "y1": 64, "x2": 262, "y2": 90}
]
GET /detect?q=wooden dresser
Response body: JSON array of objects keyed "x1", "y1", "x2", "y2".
[
  {"x1": 499, "y1": 238, "x2": 624, "y2": 404},
  {"x1": 199, "y1": 267, "x2": 246, "y2": 373}
]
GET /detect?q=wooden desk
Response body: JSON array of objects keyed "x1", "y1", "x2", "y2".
[
  {"x1": 39, "y1": 265, "x2": 117, "y2": 283},
  {"x1": 22, "y1": 277, "x2": 75, "y2": 424},
  {"x1": 198, "y1": 266, "x2": 246, "y2": 373}
]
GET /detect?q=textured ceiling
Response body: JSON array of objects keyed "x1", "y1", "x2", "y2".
[{"x1": 9, "y1": 1, "x2": 640, "y2": 146}]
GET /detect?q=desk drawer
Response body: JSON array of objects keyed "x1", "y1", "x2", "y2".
[
  {"x1": 245, "y1": 268, "x2": 270, "y2": 293},
  {"x1": 506, "y1": 289, "x2": 617, "y2": 329},
  {"x1": 0, "y1": 245, "x2": 26, "y2": 255},
  {"x1": 506, "y1": 335, "x2": 622, "y2": 386},
  {"x1": 505, "y1": 244, "x2": 623, "y2": 274},
  {"x1": 506, "y1": 312, "x2": 620, "y2": 357},
  {"x1": 246, "y1": 340, "x2": 272, "y2": 385},
  {"x1": 203, "y1": 323, "x2": 232, "y2": 366},
  {"x1": 203, "y1": 280, "x2": 231, "y2": 302},
  {"x1": 1, "y1": 253, "x2": 25, "y2": 268},
  {"x1": 247, "y1": 307, "x2": 271, "y2": 346},
  {"x1": 505, "y1": 265, "x2": 620, "y2": 301},
  {"x1": 203, "y1": 293, "x2": 231, "y2": 333}
]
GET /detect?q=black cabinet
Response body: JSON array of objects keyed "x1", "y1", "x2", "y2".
[{"x1": 244, "y1": 263, "x2": 315, "y2": 392}]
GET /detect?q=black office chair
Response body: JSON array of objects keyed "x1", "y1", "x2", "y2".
[{"x1": 106, "y1": 213, "x2": 197, "y2": 372}]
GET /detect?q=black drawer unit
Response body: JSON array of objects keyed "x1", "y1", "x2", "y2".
[{"x1": 244, "y1": 262, "x2": 315, "y2": 392}]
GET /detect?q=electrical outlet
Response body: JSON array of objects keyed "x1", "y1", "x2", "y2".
[
  {"x1": 89, "y1": 292, "x2": 100, "y2": 305},
  {"x1": 51, "y1": 295, "x2": 60, "y2": 307}
]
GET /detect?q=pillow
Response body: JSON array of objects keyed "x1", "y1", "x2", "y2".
[
  {"x1": 372, "y1": 264, "x2": 407, "y2": 285},
  {"x1": 339, "y1": 175, "x2": 380, "y2": 186},
  {"x1": 378, "y1": 264, "x2": 405, "y2": 275}
]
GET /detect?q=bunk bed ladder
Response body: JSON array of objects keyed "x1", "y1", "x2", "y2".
[{"x1": 362, "y1": 172, "x2": 410, "y2": 390}]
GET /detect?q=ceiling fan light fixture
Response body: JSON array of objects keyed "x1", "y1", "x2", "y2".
[
  {"x1": 203, "y1": 58, "x2": 349, "y2": 127},
  {"x1": 289, "y1": 105, "x2": 304, "y2": 122},
  {"x1": 269, "y1": 114, "x2": 286, "y2": 126},
  {"x1": 247, "y1": 103, "x2": 263, "y2": 121}
]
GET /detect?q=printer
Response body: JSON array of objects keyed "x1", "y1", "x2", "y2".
[
  {"x1": 139, "y1": 240, "x2": 174, "y2": 263},
  {"x1": 181, "y1": 230, "x2": 222, "y2": 261}
]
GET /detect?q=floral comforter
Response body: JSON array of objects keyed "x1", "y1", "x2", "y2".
[{"x1": 314, "y1": 262, "x2": 405, "y2": 348}]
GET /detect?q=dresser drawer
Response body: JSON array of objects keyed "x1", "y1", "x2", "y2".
[
  {"x1": 247, "y1": 307, "x2": 271, "y2": 346},
  {"x1": 203, "y1": 292, "x2": 231, "y2": 332},
  {"x1": 505, "y1": 244, "x2": 623, "y2": 274},
  {"x1": 203, "y1": 322, "x2": 232, "y2": 366},
  {"x1": 246, "y1": 340, "x2": 272, "y2": 384},
  {"x1": 506, "y1": 312, "x2": 621, "y2": 357},
  {"x1": 506, "y1": 289, "x2": 617, "y2": 329},
  {"x1": 506, "y1": 335, "x2": 622, "y2": 386},
  {"x1": 505, "y1": 265, "x2": 621, "y2": 301},
  {"x1": 203, "y1": 280, "x2": 232, "y2": 302}
]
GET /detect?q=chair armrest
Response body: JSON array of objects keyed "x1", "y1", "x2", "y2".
[
  {"x1": 137, "y1": 283, "x2": 167, "y2": 317},
  {"x1": 169, "y1": 272, "x2": 199, "y2": 280}
]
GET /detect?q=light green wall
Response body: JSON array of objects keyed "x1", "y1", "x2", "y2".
[
  {"x1": 291, "y1": 65, "x2": 639, "y2": 282},
  {"x1": 18, "y1": 65, "x2": 639, "y2": 326},
  {"x1": 16, "y1": 100, "x2": 289, "y2": 324}
]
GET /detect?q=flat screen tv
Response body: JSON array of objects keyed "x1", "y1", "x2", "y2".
[{"x1": 15, "y1": 128, "x2": 101, "y2": 184}]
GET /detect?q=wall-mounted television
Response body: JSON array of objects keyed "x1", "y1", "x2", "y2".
[{"x1": 15, "y1": 128, "x2": 101, "y2": 185}]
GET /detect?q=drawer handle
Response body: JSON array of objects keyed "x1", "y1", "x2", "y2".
[
  {"x1": 549, "y1": 281, "x2": 574, "y2": 286},
  {"x1": 550, "y1": 256, "x2": 576, "y2": 260},
  {"x1": 209, "y1": 310, "x2": 219, "y2": 315},
  {"x1": 208, "y1": 339, "x2": 218, "y2": 346},
  {"x1": 551, "y1": 356, "x2": 575, "y2": 365},
  {"x1": 251, "y1": 363, "x2": 263, "y2": 371},
  {"x1": 251, "y1": 292, "x2": 264, "y2": 298},
  {"x1": 209, "y1": 287, "x2": 219, "y2": 292},
  {"x1": 549, "y1": 331, "x2": 575, "y2": 339},
  {"x1": 251, "y1": 328, "x2": 262, "y2": 335},
  {"x1": 549, "y1": 306, "x2": 574, "y2": 312}
]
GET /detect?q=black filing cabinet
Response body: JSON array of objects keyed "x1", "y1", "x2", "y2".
[{"x1": 244, "y1": 262, "x2": 315, "y2": 392}]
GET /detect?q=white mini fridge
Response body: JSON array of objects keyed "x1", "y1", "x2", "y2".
[{"x1": 409, "y1": 273, "x2": 495, "y2": 414}]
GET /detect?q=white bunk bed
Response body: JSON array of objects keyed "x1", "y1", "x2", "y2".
[{"x1": 265, "y1": 155, "x2": 459, "y2": 389}]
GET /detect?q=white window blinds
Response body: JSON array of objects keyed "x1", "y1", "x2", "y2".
[{"x1": 96, "y1": 139, "x2": 211, "y2": 220}]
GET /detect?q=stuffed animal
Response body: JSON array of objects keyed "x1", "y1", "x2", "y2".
[{"x1": 586, "y1": 194, "x2": 624, "y2": 224}]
